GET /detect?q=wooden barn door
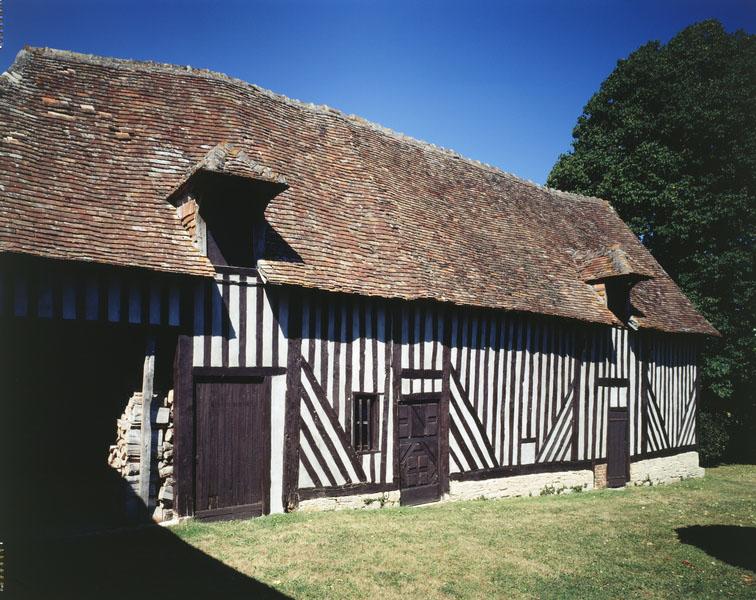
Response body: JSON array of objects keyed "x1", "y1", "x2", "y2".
[
  {"x1": 194, "y1": 376, "x2": 270, "y2": 520},
  {"x1": 398, "y1": 398, "x2": 441, "y2": 506},
  {"x1": 606, "y1": 407, "x2": 629, "y2": 487}
]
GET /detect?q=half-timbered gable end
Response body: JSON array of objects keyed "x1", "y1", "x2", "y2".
[{"x1": 0, "y1": 48, "x2": 716, "y2": 527}]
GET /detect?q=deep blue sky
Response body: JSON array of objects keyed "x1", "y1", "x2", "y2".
[{"x1": 2, "y1": 1, "x2": 754, "y2": 183}]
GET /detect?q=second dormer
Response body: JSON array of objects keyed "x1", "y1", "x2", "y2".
[{"x1": 573, "y1": 244, "x2": 654, "y2": 326}]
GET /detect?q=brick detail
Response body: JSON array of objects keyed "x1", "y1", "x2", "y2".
[
  {"x1": 593, "y1": 463, "x2": 607, "y2": 488},
  {"x1": 592, "y1": 282, "x2": 607, "y2": 305},
  {"x1": 176, "y1": 198, "x2": 198, "y2": 240}
]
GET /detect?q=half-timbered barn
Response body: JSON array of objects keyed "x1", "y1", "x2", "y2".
[{"x1": 0, "y1": 48, "x2": 718, "y2": 529}]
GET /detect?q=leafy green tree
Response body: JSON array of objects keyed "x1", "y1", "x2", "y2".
[{"x1": 548, "y1": 20, "x2": 755, "y2": 462}]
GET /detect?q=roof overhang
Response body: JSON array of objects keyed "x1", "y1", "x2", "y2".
[
  {"x1": 573, "y1": 245, "x2": 654, "y2": 284},
  {"x1": 166, "y1": 143, "x2": 289, "y2": 207}
]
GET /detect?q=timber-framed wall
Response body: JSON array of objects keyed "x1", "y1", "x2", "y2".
[
  {"x1": 172, "y1": 273, "x2": 702, "y2": 514},
  {"x1": 0, "y1": 254, "x2": 703, "y2": 520}
]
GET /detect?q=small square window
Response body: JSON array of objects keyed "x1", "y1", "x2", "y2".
[{"x1": 353, "y1": 393, "x2": 379, "y2": 453}]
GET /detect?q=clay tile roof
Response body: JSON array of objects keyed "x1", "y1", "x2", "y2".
[
  {"x1": 0, "y1": 47, "x2": 718, "y2": 335},
  {"x1": 186, "y1": 142, "x2": 288, "y2": 186},
  {"x1": 573, "y1": 245, "x2": 655, "y2": 282},
  {"x1": 166, "y1": 142, "x2": 288, "y2": 203}
]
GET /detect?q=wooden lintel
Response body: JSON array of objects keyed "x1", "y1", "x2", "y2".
[
  {"x1": 192, "y1": 366, "x2": 286, "y2": 379},
  {"x1": 596, "y1": 377, "x2": 630, "y2": 388},
  {"x1": 400, "y1": 368, "x2": 443, "y2": 379}
]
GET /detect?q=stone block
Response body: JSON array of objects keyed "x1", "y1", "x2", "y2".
[
  {"x1": 298, "y1": 490, "x2": 401, "y2": 512},
  {"x1": 629, "y1": 451, "x2": 704, "y2": 486},
  {"x1": 448, "y1": 469, "x2": 593, "y2": 501},
  {"x1": 156, "y1": 407, "x2": 170, "y2": 425},
  {"x1": 158, "y1": 485, "x2": 174, "y2": 502}
]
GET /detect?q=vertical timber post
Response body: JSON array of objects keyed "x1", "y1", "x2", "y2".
[
  {"x1": 440, "y1": 306, "x2": 452, "y2": 494},
  {"x1": 694, "y1": 337, "x2": 701, "y2": 449},
  {"x1": 391, "y1": 301, "x2": 402, "y2": 487},
  {"x1": 640, "y1": 333, "x2": 650, "y2": 455},
  {"x1": 139, "y1": 335, "x2": 156, "y2": 507},
  {"x1": 282, "y1": 295, "x2": 302, "y2": 511},
  {"x1": 571, "y1": 328, "x2": 585, "y2": 462},
  {"x1": 174, "y1": 333, "x2": 194, "y2": 517}
]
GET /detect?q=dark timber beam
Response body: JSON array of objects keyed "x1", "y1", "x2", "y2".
[
  {"x1": 282, "y1": 295, "x2": 302, "y2": 511},
  {"x1": 174, "y1": 334, "x2": 194, "y2": 517},
  {"x1": 571, "y1": 329, "x2": 585, "y2": 462},
  {"x1": 640, "y1": 333, "x2": 651, "y2": 455},
  {"x1": 440, "y1": 308, "x2": 452, "y2": 494}
]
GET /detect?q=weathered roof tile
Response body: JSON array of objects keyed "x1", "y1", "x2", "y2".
[{"x1": 0, "y1": 47, "x2": 717, "y2": 335}]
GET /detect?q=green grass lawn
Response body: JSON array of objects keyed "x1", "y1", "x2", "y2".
[
  {"x1": 173, "y1": 465, "x2": 756, "y2": 599},
  {"x1": 12, "y1": 465, "x2": 753, "y2": 598}
]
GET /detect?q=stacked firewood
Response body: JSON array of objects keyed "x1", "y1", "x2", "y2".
[
  {"x1": 155, "y1": 390, "x2": 175, "y2": 522},
  {"x1": 108, "y1": 392, "x2": 144, "y2": 485},
  {"x1": 107, "y1": 390, "x2": 175, "y2": 522}
]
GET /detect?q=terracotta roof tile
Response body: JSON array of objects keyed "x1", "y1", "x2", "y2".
[
  {"x1": 573, "y1": 245, "x2": 654, "y2": 282},
  {"x1": 0, "y1": 48, "x2": 717, "y2": 335}
]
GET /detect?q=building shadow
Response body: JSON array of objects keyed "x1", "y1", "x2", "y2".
[
  {"x1": 676, "y1": 525, "x2": 756, "y2": 572},
  {"x1": 7, "y1": 516, "x2": 291, "y2": 599},
  {"x1": 2, "y1": 466, "x2": 291, "y2": 599},
  {"x1": 265, "y1": 222, "x2": 304, "y2": 264},
  {"x1": 0, "y1": 319, "x2": 292, "y2": 599}
]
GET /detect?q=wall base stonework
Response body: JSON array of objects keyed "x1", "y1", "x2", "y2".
[
  {"x1": 630, "y1": 451, "x2": 704, "y2": 486},
  {"x1": 447, "y1": 469, "x2": 594, "y2": 501},
  {"x1": 297, "y1": 470, "x2": 597, "y2": 513},
  {"x1": 239, "y1": 454, "x2": 705, "y2": 516},
  {"x1": 297, "y1": 490, "x2": 401, "y2": 512}
]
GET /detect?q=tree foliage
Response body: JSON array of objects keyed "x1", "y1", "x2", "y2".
[{"x1": 548, "y1": 20, "x2": 755, "y2": 461}]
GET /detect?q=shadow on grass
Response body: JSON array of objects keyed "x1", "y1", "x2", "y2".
[
  {"x1": 8, "y1": 524, "x2": 292, "y2": 599},
  {"x1": 1, "y1": 462, "x2": 292, "y2": 599},
  {"x1": 676, "y1": 525, "x2": 756, "y2": 572}
]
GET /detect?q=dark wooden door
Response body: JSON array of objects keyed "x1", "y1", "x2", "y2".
[
  {"x1": 607, "y1": 407, "x2": 629, "y2": 488},
  {"x1": 194, "y1": 376, "x2": 270, "y2": 520},
  {"x1": 399, "y1": 399, "x2": 441, "y2": 506}
]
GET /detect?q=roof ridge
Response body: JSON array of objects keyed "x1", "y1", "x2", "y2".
[{"x1": 16, "y1": 46, "x2": 608, "y2": 206}]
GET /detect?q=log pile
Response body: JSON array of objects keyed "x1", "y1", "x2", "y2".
[
  {"x1": 155, "y1": 390, "x2": 175, "y2": 522},
  {"x1": 107, "y1": 390, "x2": 175, "y2": 522}
]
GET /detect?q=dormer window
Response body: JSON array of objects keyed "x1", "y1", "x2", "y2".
[
  {"x1": 201, "y1": 195, "x2": 260, "y2": 268},
  {"x1": 573, "y1": 244, "x2": 654, "y2": 325},
  {"x1": 604, "y1": 278, "x2": 632, "y2": 322},
  {"x1": 167, "y1": 144, "x2": 288, "y2": 271}
]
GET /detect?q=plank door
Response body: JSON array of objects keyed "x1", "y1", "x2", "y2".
[
  {"x1": 398, "y1": 399, "x2": 441, "y2": 506},
  {"x1": 194, "y1": 376, "x2": 270, "y2": 520},
  {"x1": 606, "y1": 407, "x2": 629, "y2": 488}
]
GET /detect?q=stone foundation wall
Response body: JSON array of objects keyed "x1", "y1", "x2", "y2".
[
  {"x1": 295, "y1": 455, "x2": 704, "y2": 514},
  {"x1": 448, "y1": 469, "x2": 594, "y2": 501},
  {"x1": 629, "y1": 451, "x2": 704, "y2": 486},
  {"x1": 107, "y1": 390, "x2": 175, "y2": 522},
  {"x1": 298, "y1": 490, "x2": 401, "y2": 512},
  {"x1": 297, "y1": 469, "x2": 597, "y2": 513},
  {"x1": 296, "y1": 454, "x2": 703, "y2": 514}
]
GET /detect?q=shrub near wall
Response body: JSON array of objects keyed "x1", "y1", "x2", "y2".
[{"x1": 698, "y1": 409, "x2": 732, "y2": 466}]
